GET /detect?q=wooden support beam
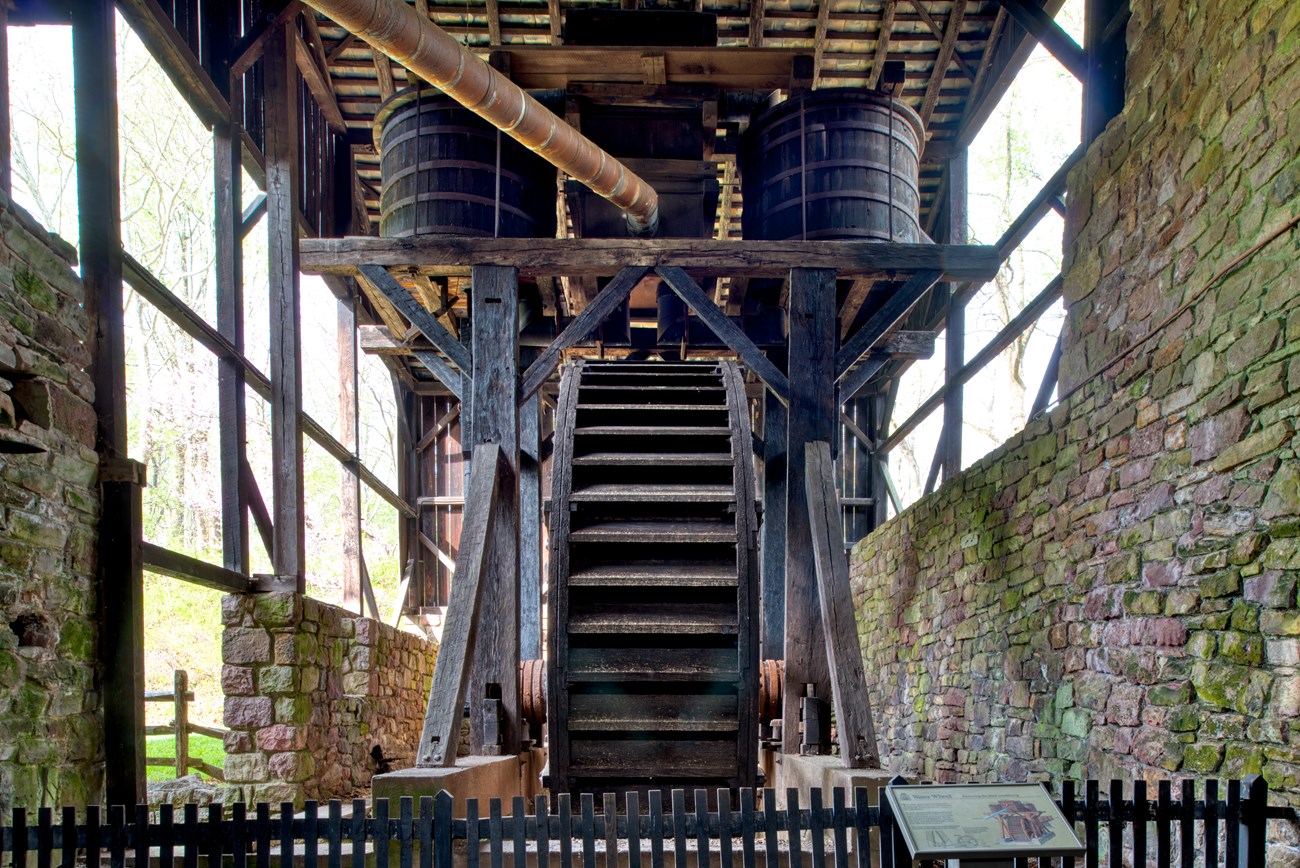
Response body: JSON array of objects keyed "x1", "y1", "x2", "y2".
[
  {"x1": 866, "y1": 0, "x2": 897, "y2": 89},
  {"x1": 760, "y1": 381, "x2": 788, "y2": 660},
  {"x1": 783, "y1": 267, "x2": 836, "y2": 755},
  {"x1": 75, "y1": 0, "x2": 143, "y2": 807},
  {"x1": 302, "y1": 237, "x2": 1001, "y2": 281},
  {"x1": 879, "y1": 457, "x2": 902, "y2": 513},
  {"x1": 142, "y1": 543, "x2": 253, "y2": 593},
  {"x1": 519, "y1": 376, "x2": 543, "y2": 660},
  {"x1": 1031, "y1": 332, "x2": 1063, "y2": 417},
  {"x1": 749, "y1": 0, "x2": 766, "y2": 47},
  {"x1": 839, "y1": 411, "x2": 874, "y2": 452},
  {"x1": 941, "y1": 149, "x2": 968, "y2": 482},
  {"x1": 374, "y1": 48, "x2": 396, "y2": 101},
  {"x1": 266, "y1": 19, "x2": 306, "y2": 589},
  {"x1": 241, "y1": 458, "x2": 275, "y2": 557},
  {"x1": 416, "y1": 443, "x2": 504, "y2": 767},
  {"x1": 838, "y1": 278, "x2": 873, "y2": 340},
  {"x1": 993, "y1": 0, "x2": 1087, "y2": 79},
  {"x1": 358, "y1": 265, "x2": 474, "y2": 374},
  {"x1": 904, "y1": 0, "x2": 977, "y2": 80},
  {"x1": 811, "y1": 0, "x2": 832, "y2": 88},
  {"x1": 340, "y1": 297, "x2": 363, "y2": 613},
  {"x1": 293, "y1": 28, "x2": 347, "y2": 133},
  {"x1": 880, "y1": 274, "x2": 1063, "y2": 454},
  {"x1": 837, "y1": 353, "x2": 891, "y2": 406},
  {"x1": 805, "y1": 441, "x2": 881, "y2": 768},
  {"x1": 519, "y1": 266, "x2": 649, "y2": 402},
  {"x1": 836, "y1": 269, "x2": 943, "y2": 380},
  {"x1": 919, "y1": 0, "x2": 967, "y2": 125},
  {"x1": 116, "y1": 0, "x2": 228, "y2": 126},
  {"x1": 486, "y1": 0, "x2": 503, "y2": 46},
  {"x1": 547, "y1": 0, "x2": 562, "y2": 43},
  {"x1": 656, "y1": 266, "x2": 791, "y2": 404},
  {"x1": 121, "y1": 254, "x2": 412, "y2": 518},
  {"x1": 412, "y1": 350, "x2": 465, "y2": 401},
  {"x1": 326, "y1": 32, "x2": 357, "y2": 63},
  {"x1": 954, "y1": 0, "x2": 1066, "y2": 146},
  {"x1": 216, "y1": 114, "x2": 248, "y2": 575},
  {"x1": 240, "y1": 194, "x2": 267, "y2": 240},
  {"x1": 467, "y1": 265, "x2": 521, "y2": 756}
]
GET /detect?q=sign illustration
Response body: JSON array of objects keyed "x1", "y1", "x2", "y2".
[{"x1": 885, "y1": 783, "x2": 1085, "y2": 861}]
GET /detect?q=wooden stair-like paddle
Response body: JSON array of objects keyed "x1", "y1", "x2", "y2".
[{"x1": 548, "y1": 359, "x2": 759, "y2": 804}]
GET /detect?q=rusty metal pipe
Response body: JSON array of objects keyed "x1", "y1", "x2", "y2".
[{"x1": 302, "y1": 0, "x2": 660, "y2": 234}]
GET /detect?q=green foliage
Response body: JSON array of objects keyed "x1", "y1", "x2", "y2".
[
  {"x1": 145, "y1": 734, "x2": 226, "y2": 783},
  {"x1": 9, "y1": 18, "x2": 404, "y2": 720}
]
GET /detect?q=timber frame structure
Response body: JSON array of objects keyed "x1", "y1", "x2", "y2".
[{"x1": 2, "y1": 0, "x2": 1128, "y2": 804}]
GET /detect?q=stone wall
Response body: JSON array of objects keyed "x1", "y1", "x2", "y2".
[
  {"x1": 0, "y1": 194, "x2": 102, "y2": 813},
  {"x1": 219, "y1": 593, "x2": 438, "y2": 806},
  {"x1": 851, "y1": 0, "x2": 1300, "y2": 810}
]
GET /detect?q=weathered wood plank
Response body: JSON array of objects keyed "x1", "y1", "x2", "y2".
[
  {"x1": 467, "y1": 266, "x2": 521, "y2": 756},
  {"x1": 866, "y1": 0, "x2": 897, "y2": 89},
  {"x1": 75, "y1": 0, "x2": 143, "y2": 807},
  {"x1": 805, "y1": 442, "x2": 881, "y2": 769},
  {"x1": 760, "y1": 382, "x2": 787, "y2": 660},
  {"x1": 339, "y1": 297, "x2": 363, "y2": 612},
  {"x1": 215, "y1": 113, "x2": 248, "y2": 575},
  {"x1": 412, "y1": 350, "x2": 465, "y2": 401},
  {"x1": 941, "y1": 149, "x2": 968, "y2": 483},
  {"x1": 837, "y1": 353, "x2": 890, "y2": 406},
  {"x1": 358, "y1": 264, "x2": 473, "y2": 374},
  {"x1": 656, "y1": 266, "x2": 790, "y2": 403},
  {"x1": 835, "y1": 269, "x2": 943, "y2": 380},
  {"x1": 265, "y1": 19, "x2": 306, "y2": 588},
  {"x1": 302, "y1": 238, "x2": 1001, "y2": 281},
  {"x1": 783, "y1": 268, "x2": 835, "y2": 754},
  {"x1": 519, "y1": 380, "x2": 543, "y2": 661},
  {"x1": 993, "y1": 0, "x2": 1087, "y2": 79},
  {"x1": 417, "y1": 443, "x2": 503, "y2": 767},
  {"x1": 880, "y1": 273, "x2": 1063, "y2": 453},
  {"x1": 142, "y1": 543, "x2": 252, "y2": 593},
  {"x1": 519, "y1": 266, "x2": 649, "y2": 402}
]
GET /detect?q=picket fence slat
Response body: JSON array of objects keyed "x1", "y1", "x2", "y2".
[{"x1": 0, "y1": 778, "x2": 1274, "y2": 868}]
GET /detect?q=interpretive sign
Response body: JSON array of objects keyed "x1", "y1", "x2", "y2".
[{"x1": 885, "y1": 783, "x2": 1085, "y2": 861}]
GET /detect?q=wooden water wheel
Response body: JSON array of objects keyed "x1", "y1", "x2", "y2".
[{"x1": 547, "y1": 359, "x2": 760, "y2": 800}]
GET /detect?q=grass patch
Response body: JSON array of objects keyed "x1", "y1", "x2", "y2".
[{"x1": 145, "y1": 733, "x2": 226, "y2": 782}]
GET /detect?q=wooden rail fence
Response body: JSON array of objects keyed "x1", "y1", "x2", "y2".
[
  {"x1": 144, "y1": 670, "x2": 227, "y2": 781},
  {"x1": 1, "y1": 779, "x2": 1289, "y2": 868}
]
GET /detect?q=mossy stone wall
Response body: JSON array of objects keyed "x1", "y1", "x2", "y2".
[
  {"x1": 0, "y1": 195, "x2": 102, "y2": 814},
  {"x1": 851, "y1": 0, "x2": 1300, "y2": 812}
]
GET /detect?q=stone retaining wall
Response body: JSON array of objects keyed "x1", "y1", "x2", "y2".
[
  {"x1": 219, "y1": 593, "x2": 438, "y2": 806},
  {"x1": 0, "y1": 194, "x2": 102, "y2": 814},
  {"x1": 850, "y1": 0, "x2": 1300, "y2": 839}
]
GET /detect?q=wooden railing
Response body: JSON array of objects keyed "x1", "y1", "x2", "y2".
[
  {"x1": 143, "y1": 670, "x2": 227, "y2": 781},
  {"x1": 0, "y1": 780, "x2": 1285, "y2": 868}
]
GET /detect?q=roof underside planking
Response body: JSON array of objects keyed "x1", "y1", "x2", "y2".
[
  {"x1": 318, "y1": 0, "x2": 1047, "y2": 237},
  {"x1": 101, "y1": 0, "x2": 1058, "y2": 393}
]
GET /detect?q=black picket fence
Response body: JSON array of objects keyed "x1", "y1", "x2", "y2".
[{"x1": 0, "y1": 778, "x2": 1289, "y2": 868}]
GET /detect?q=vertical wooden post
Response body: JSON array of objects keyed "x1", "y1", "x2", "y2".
[
  {"x1": 339, "y1": 296, "x2": 363, "y2": 611},
  {"x1": 782, "y1": 267, "x2": 836, "y2": 754},
  {"x1": 1083, "y1": 0, "x2": 1127, "y2": 143},
  {"x1": 467, "y1": 265, "x2": 521, "y2": 755},
  {"x1": 216, "y1": 104, "x2": 248, "y2": 574},
  {"x1": 173, "y1": 669, "x2": 189, "y2": 779},
  {"x1": 941, "y1": 149, "x2": 968, "y2": 482},
  {"x1": 74, "y1": 0, "x2": 144, "y2": 807},
  {"x1": 264, "y1": 20, "x2": 305, "y2": 588},
  {"x1": 760, "y1": 364, "x2": 787, "y2": 661},
  {"x1": 519, "y1": 349, "x2": 543, "y2": 660}
]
